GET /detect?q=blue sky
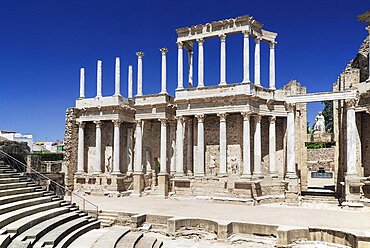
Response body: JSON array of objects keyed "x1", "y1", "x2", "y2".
[{"x1": 0, "y1": 1, "x2": 369, "y2": 141}]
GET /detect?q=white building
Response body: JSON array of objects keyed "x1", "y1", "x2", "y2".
[{"x1": 0, "y1": 130, "x2": 34, "y2": 150}]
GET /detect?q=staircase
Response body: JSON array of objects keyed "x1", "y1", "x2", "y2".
[{"x1": 302, "y1": 188, "x2": 340, "y2": 205}]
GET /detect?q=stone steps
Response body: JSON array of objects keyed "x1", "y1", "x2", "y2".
[
  {"x1": 68, "y1": 228, "x2": 108, "y2": 248},
  {"x1": 98, "y1": 212, "x2": 118, "y2": 227},
  {"x1": 0, "y1": 195, "x2": 54, "y2": 215},
  {"x1": 0, "y1": 191, "x2": 46, "y2": 205},
  {"x1": 115, "y1": 231, "x2": 143, "y2": 247},
  {"x1": 0, "y1": 186, "x2": 40, "y2": 197},
  {"x1": 91, "y1": 226, "x2": 130, "y2": 247},
  {"x1": 135, "y1": 236, "x2": 158, "y2": 248},
  {"x1": 0, "y1": 182, "x2": 33, "y2": 190}
]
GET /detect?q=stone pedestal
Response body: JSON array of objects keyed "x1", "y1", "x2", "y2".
[
  {"x1": 344, "y1": 174, "x2": 363, "y2": 203},
  {"x1": 132, "y1": 172, "x2": 144, "y2": 197},
  {"x1": 158, "y1": 173, "x2": 169, "y2": 198},
  {"x1": 284, "y1": 177, "x2": 300, "y2": 204}
]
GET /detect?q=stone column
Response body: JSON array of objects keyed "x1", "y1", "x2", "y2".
[
  {"x1": 286, "y1": 103, "x2": 296, "y2": 178},
  {"x1": 196, "y1": 114, "x2": 205, "y2": 176},
  {"x1": 136, "y1": 52, "x2": 144, "y2": 96},
  {"x1": 160, "y1": 48, "x2": 168, "y2": 94},
  {"x1": 169, "y1": 121, "x2": 176, "y2": 175},
  {"x1": 96, "y1": 60, "x2": 102, "y2": 97},
  {"x1": 175, "y1": 116, "x2": 184, "y2": 176},
  {"x1": 159, "y1": 119, "x2": 167, "y2": 173},
  {"x1": 133, "y1": 120, "x2": 144, "y2": 196},
  {"x1": 346, "y1": 100, "x2": 357, "y2": 175},
  {"x1": 253, "y1": 115, "x2": 262, "y2": 177},
  {"x1": 269, "y1": 42, "x2": 276, "y2": 90},
  {"x1": 269, "y1": 116, "x2": 278, "y2": 177},
  {"x1": 76, "y1": 121, "x2": 85, "y2": 174},
  {"x1": 114, "y1": 57, "x2": 121, "y2": 96},
  {"x1": 93, "y1": 120, "x2": 102, "y2": 175},
  {"x1": 112, "y1": 120, "x2": 122, "y2": 174},
  {"x1": 197, "y1": 38, "x2": 205, "y2": 88},
  {"x1": 241, "y1": 111, "x2": 251, "y2": 178},
  {"x1": 242, "y1": 31, "x2": 250, "y2": 83},
  {"x1": 218, "y1": 113, "x2": 227, "y2": 176},
  {"x1": 79, "y1": 68, "x2": 85, "y2": 98},
  {"x1": 219, "y1": 34, "x2": 227, "y2": 85},
  {"x1": 186, "y1": 118, "x2": 193, "y2": 175},
  {"x1": 128, "y1": 65, "x2": 133, "y2": 99},
  {"x1": 126, "y1": 127, "x2": 133, "y2": 175},
  {"x1": 177, "y1": 42, "x2": 184, "y2": 90},
  {"x1": 254, "y1": 38, "x2": 261, "y2": 86},
  {"x1": 188, "y1": 49, "x2": 193, "y2": 87}
]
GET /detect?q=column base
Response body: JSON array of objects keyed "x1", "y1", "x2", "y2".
[
  {"x1": 126, "y1": 171, "x2": 133, "y2": 176},
  {"x1": 285, "y1": 172, "x2": 297, "y2": 179},
  {"x1": 269, "y1": 87, "x2": 276, "y2": 91},
  {"x1": 110, "y1": 171, "x2": 123, "y2": 176},
  {"x1": 344, "y1": 174, "x2": 363, "y2": 203},
  {"x1": 284, "y1": 177, "x2": 300, "y2": 204},
  {"x1": 240, "y1": 174, "x2": 252, "y2": 180},
  {"x1": 241, "y1": 80, "x2": 251, "y2": 84},
  {"x1": 218, "y1": 82, "x2": 227, "y2": 86},
  {"x1": 175, "y1": 172, "x2": 185, "y2": 177},
  {"x1": 75, "y1": 170, "x2": 85, "y2": 175},
  {"x1": 195, "y1": 173, "x2": 205, "y2": 178},
  {"x1": 92, "y1": 171, "x2": 102, "y2": 176},
  {"x1": 252, "y1": 172, "x2": 264, "y2": 179},
  {"x1": 158, "y1": 173, "x2": 169, "y2": 198},
  {"x1": 269, "y1": 172, "x2": 279, "y2": 178},
  {"x1": 132, "y1": 172, "x2": 144, "y2": 197},
  {"x1": 218, "y1": 173, "x2": 228, "y2": 178}
]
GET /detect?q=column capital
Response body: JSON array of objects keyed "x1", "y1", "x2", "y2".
[
  {"x1": 219, "y1": 34, "x2": 226, "y2": 42},
  {"x1": 269, "y1": 41, "x2": 277, "y2": 49},
  {"x1": 268, "y1": 116, "x2": 276, "y2": 123},
  {"x1": 217, "y1": 112, "x2": 228, "y2": 121},
  {"x1": 160, "y1": 47, "x2": 168, "y2": 55},
  {"x1": 254, "y1": 115, "x2": 262, "y2": 123},
  {"x1": 242, "y1": 30, "x2": 250, "y2": 37},
  {"x1": 135, "y1": 119, "x2": 142, "y2": 127},
  {"x1": 345, "y1": 98, "x2": 358, "y2": 109},
  {"x1": 168, "y1": 119, "x2": 177, "y2": 127},
  {"x1": 159, "y1": 118, "x2": 167, "y2": 126},
  {"x1": 284, "y1": 103, "x2": 296, "y2": 112},
  {"x1": 177, "y1": 41, "x2": 183, "y2": 49},
  {"x1": 77, "y1": 121, "x2": 85, "y2": 128},
  {"x1": 136, "y1": 51, "x2": 144, "y2": 58},
  {"x1": 176, "y1": 116, "x2": 185, "y2": 124},
  {"x1": 93, "y1": 120, "x2": 102, "y2": 128},
  {"x1": 195, "y1": 114, "x2": 205, "y2": 123},
  {"x1": 241, "y1": 111, "x2": 252, "y2": 120},
  {"x1": 112, "y1": 119, "x2": 122, "y2": 127},
  {"x1": 197, "y1": 38, "x2": 205, "y2": 46},
  {"x1": 255, "y1": 36, "x2": 262, "y2": 44},
  {"x1": 366, "y1": 26, "x2": 370, "y2": 33}
]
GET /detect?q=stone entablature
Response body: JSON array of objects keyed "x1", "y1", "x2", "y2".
[{"x1": 76, "y1": 95, "x2": 131, "y2": 109}]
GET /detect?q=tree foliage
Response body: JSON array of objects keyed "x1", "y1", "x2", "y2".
[{"x1": 322, "y1": 100, "x2": 333, "y2": 133}]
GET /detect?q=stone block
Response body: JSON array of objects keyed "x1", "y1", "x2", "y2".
[
  {"x1": 157, "y1": 173, "x2": 169, "y2": 197},
  {"x1": 276, "y1": 225, "x2": 309, "y2": 247},
  {"x1": 131, "y1": 213, "x2": 146, "y2": 228}
]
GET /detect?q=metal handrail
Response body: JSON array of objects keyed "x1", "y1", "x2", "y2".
[{"x1": 0, "y1": 150, "x2": 99, "y2": 217}]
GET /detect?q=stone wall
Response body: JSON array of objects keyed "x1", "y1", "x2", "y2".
[
  {"x1": 361, "y1": 112, "x2": 370, "y2": 178},
  {"x1": 307, "y1": 148, "x2": 335, "y2": 172}
]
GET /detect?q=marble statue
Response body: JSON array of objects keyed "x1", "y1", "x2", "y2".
[
  {"x1": 209, "y1": 155, "x2": 216, "y2": 175},
  {"x1": 314, "y1": 111, "x2": 326, "y2": 132}
]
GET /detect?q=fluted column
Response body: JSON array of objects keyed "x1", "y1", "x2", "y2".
[
  {"x1": 186, "y1": 118, "x2": 193, "y2": 175},
  {"x1": 218, "y1": 113, "x2": 227, "y2": 176},
  {"x1": 126, "y1": 127, "x2": 133, "y2": 175},
  {"x1": 253, "y1": 115, "x2": 262, "y2": 177},
  {"x1": 169, "y1": 121, "x2": 176, "y2": 175},
  {"x1": 134, "y1": 120, "x2": 143, "y2": 173},
  {"x1": 254, "y1": 38, "x2": 261, "y2": 86},
  {"x1": 128, "y1": 65, "x2": 133, "y2": 99},
  {"x1": 269, "y1": 42, "x2": 276, "y2": 90},
  {"x1": 112, "y1": 120, "x2": 122, "y2": 174},
  {"x1": 188, "y1": 49, "x2": 193, "y2": 87},
  {"x1": 286, "y1": 103, "x2": 296, "y2": 178},
  {"x1": 197, "y1": 38, "x2": 205, "y2": 88},
  {"x1": 241, "y1": 112, "x2": 251, "y2": 178},
  {"x1": 219, "y1": 34, "x2": 227, "y2": 85},
  {"x1": 160, "y1": 48, "x2": 168, "y2": 94},
  {"x1": 346, "y1": 100, "x2": 357, "y2": 175},
  {"x1": 196, "y1": 114, "x2": 205, "y2": 176},
  {"x1": 136, "y1": 52, "x2": 144, "y2": 96},
  {"x1": 160, "y1": 119, "x2": 167, "y2": 174},
  {"x1": 242, "y1": 31, "x2": 250, "y2": 83},
  {"x1": 269, "y1": 116, "x2": 277, "y2": 177},
  {"x1": 175, "y1": 116, "x2": 184, "y2": 176},
  {"x1": 96, "y1": 60, "x2": 102, "y2": 97},
  {"x1": 76, "y1": 121, "x2": 85, "y2": 174},
  {"x1": 114, "y1": 57, "x2": 121, "y2": 96},
  {"x1": 177, "y1": 42, "x2": 184, "y2": 90},
  {"x1": 79, "y1": 68, "x2": 85, "y2": 98},
  {"x1": 94, "y1": 120, "x2": 102, "y2": 174}
]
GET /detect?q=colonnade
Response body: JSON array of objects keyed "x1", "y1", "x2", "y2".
[{"x1": 177, "y1": 31, "x2": 276, "y2": 90}]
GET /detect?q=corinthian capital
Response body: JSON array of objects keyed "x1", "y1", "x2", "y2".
[
  {"x1": 136, "y1": 51, "x2": 144, "y2": 58},
  {"x1": 284, "y1": 103, "x2": 296, "y2": 112},
  {"x1": 160, "y1": 47, "x2": 168, "y2": 55}
]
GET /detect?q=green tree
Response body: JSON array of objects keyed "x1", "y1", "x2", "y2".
[{"x1": 322, "y1": 100, "x2": 333, "y2": 133}]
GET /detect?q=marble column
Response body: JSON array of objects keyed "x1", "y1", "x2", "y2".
[
  {"x1": 114, "y1": 57, "x2": 121, "y2": 96},
  {"x1": 254, "y1": 38, "x2": 261, "y2": 86},
  {"x1": 177, "y1": 42, "x2": 184, "y2": 90},
  {"x1": 160, "y1": 48, "x2": 168, "y2": 94},
  {"x1": 196, "y1": 114, "x2": 205, "y2": 176},
  {"x1": 79, "y1": 68, "x2": 85, "y2": 98},
  {"x1": 269, "y1": 116, "x2": 277, "y2": 177},
  {"x1": 346, "y1": 100, "x2": 357, "y2": 175},
  {"x1": 242, "y1": 31, "x2": 250, "y2": 83},
  {"x1": 188, "y1": 49, "x2": 193, "y2": 87},
  {"x1": 76, "y1": 121, "x2": 85, "y2": 174},
  {"x1": 197, "y1": 38, "x2": 205, "y2": 88},
  {"x1": 241, "y1": 111, "x2": 251, "y2": 178},
  {"x1": 367, "y1": 26, "x2": 370, "y2": 81},
  {"x1": 160, "y1": 119, "x2": 167, "y2": 174},
  {"x1": 169, "y1": 121, "x2": 176, "y2": 175},
  {"x1": 128, "y1": 65, "x2": 133, "y2": 99},
  {"x1": 134, "y1": 120, "x2": 143, "y2": 173},
  {"x1": 253, "y1": 115, "x2": 262, "y2": 177},
  {"x1": 136, "y1": 52, "x2": 144, "y2": 96},
  {"x1": 126, "y1": 127, "x2": 133, "y2": 175},
  {"x1": 175, "y1": 117, "x2": 184, "y2": 176},
  {"x1": 286, "y1": 103, "x2": 296, "y2": 178},
  {"x1": 218, "y1": 113, "x2": 227, "y2": 176},
  {"x1": 269, "y1": 42, "x2": 276, "y2": 90},
  {"x1": 93, "y1": 120, "x2": 102, "y2": 174},
  {"x1": 219, "y1": 34, "x2": 227, "y2": 85},
  {"x1": 96, "y1": 60, "x2": 102, "y2": 97},
  {"x1": 112, "y1": 120, "x2": 122, "y2": 174},
  {"x1": 186, "y1": 118, "x2": 193, "y2": 175}
]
